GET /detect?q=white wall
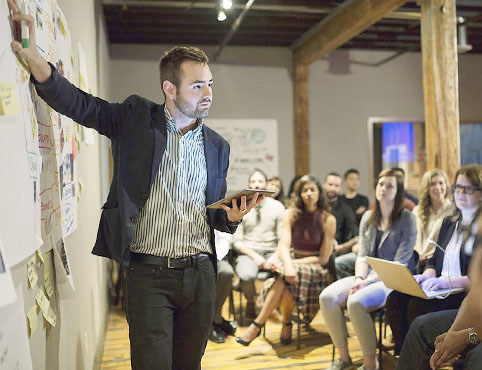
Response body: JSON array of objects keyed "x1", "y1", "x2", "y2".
[{"x1": 10, "y1": 1, "x2": 112, "y2": 369}]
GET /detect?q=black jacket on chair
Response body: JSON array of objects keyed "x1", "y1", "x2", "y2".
[{"x1": 33, "y1": 64, "x2": 236, "y2": 267}]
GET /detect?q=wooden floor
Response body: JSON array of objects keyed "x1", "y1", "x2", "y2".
[{"x1": 100, "y1": 298, "x2": 398, "y2": 370}]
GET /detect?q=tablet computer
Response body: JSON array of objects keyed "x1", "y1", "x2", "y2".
[{"x1": 207, "y1": 189, "x2": 274, "y2": 209}]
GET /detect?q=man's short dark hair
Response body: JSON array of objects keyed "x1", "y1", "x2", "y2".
[
  {"x1": 159, "y1": 46, "x2": 209, "y2": 96},
  {"x1": 325, "y1": 172, "x2": 342, "y2": 181},
  {"x1": 344, "y1": 168, "x2": 360, "y2": 179}
]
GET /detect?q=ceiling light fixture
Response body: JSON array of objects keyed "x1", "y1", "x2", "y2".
[
  {"x1": 222, "y1": 0, "x2": 232, "y2": 10},
  {"x1": 217, "y1": 10, "x2": 227, "y2": 21}
]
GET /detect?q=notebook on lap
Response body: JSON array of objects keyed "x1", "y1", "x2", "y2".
[{"x1": 365, "y1": 256, "x2": 464, "y2": 300}]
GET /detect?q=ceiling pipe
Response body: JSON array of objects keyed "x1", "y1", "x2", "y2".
[{"x1": 213, "y1": 0, "x2": 256, "y2": 61}]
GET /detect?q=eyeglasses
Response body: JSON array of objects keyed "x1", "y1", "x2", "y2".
[{"x1": 451, "y1": 184, "x2": 481, "y2": 195}]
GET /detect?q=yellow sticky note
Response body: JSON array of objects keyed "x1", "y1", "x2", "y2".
[
  {"x1": 27, "y1": 255, "x2": 38, "y2": 289},
  {"x1": 44, "y1": 270, "x2": 54, "y2": 298},
  {"x1": 0, "y1": 83, "x2": 20, "y2": 116},
  {"x1": 36, "y1": 249, "x2": 45, "y2": 263},
  {"x1": 27, "y1": 304, "x2": 38, "y2": 337},
  {"x1": 44, "y1": 305, "x2": 57, "y2": 327},
  {"x1": 35, "y1": 288, "x2": 50, "y2": 315}
]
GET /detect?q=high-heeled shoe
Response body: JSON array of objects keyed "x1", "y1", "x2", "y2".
[
  {"x1": 235, "y1": 321, "x2": 264, "y2": 346},
  {"x1": 280, "y1": 321, "x2": 292, "y2": 345}
]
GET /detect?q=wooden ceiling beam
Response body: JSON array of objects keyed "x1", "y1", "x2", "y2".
[{"x1": 292, "y1": 0, "x2": 410, "y2": 66}]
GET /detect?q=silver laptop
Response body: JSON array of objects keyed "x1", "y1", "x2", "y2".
[{"x1": 366, "y1": 256, "x2": 464, "y2": 300}]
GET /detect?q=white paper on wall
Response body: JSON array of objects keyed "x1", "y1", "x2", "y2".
[
  {"x1": 205, "y1": 119, "x2": 279, "y2": 192},
  {"x1": 0, "y1": 1, "x2": 41, "y2": 267},
  {"x1": 0, "y1": 283, "x2": 34, "y2": 370},
  {"x1": 0, "y1": 236, "x2": 17, "y2": 309}
]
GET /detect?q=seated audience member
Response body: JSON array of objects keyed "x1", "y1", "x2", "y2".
[
  {"x1": 324, "y1": 172, "x2": 359, "y2": 279},
  {"x1": 396, "y1": 210, "x2": 482, "y2": 370},
  {"x1": 286, "y1": 175, "x2": 303, "y2": 205},
  {"x1": 209, "y1": 230, "x2": 237, "y2": 343},
  {"x1": 336, "y1": 169, "x2": 369, "y2": 278},
  {"x1": 232, "y1": 169, "x2": 285, "y2": 320},
  {"x1": 320, "y1": 169, "x2": 417, "y2": 370},
  {"x1": 235, "y1": 175, "x2": 335, "y2": 346},
  {"x1": 392, "y1": 167, "x2": 418, "y2": 209},
  {"x1": 386, "y1": 165, "x2": 481, "y2": 355},
  {"x1": 266, "y1": 176, "x2": 286, "y2": 206},
  {"x1": 342, "y1": 168, "x2": 369, "y2": 224},
  {"x1": 412, "y1": 169, "x2": 454, "y2": 272}
]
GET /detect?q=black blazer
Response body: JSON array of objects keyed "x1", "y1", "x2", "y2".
[
  {"x1": 33, "y1": 64, "x2": 236, "y2": 267},
  {"x1": 426, "y1": 216, "x2": 472, "y2": 276}
]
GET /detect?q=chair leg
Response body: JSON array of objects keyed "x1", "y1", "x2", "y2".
[
  {"x1": 378, "y1": 310, "x2": 383, "y2": 370},
  {"x1": 229, "y1": 291, "x2": 236, "y2": 321},
  {"x1": 297, "y1": 304, "x2": 301, "y2": 350},
  {"x1": 239, "y1": 290, "x2": 243, "y2": 325}
]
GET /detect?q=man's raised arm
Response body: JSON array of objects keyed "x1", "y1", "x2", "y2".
[{"x1": 8, "y1": 0, "x2": 51, "y2": 83}]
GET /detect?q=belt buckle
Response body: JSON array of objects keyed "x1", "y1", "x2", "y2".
[{"x1": 167, "y1": 257, "x2": 174, "y2": 269}]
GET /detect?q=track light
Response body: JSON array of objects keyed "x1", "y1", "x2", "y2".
[
  {"x1": 222, "y1": 0, "x2": 232, "y2": 10},
  {"x1": 217, "y1": 10, "x2": 227, "y2": 21}
]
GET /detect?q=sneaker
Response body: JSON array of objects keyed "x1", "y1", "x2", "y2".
[
  {"x1": 326, "y1": 358, "x2": 354, "y2": 370},
  {"x1": 215, "y1": 318, "x2": 237, "y2": 336}
]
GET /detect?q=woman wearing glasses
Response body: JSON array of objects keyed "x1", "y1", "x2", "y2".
[{"x1": 385, "y1": 164, "x2": 482, "y2": 355}]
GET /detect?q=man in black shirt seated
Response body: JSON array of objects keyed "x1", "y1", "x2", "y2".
[
  {"x1": 323, "y1": 173, "x2": 359, "y2": 279},
  {"x1": 341, "y1": 169, "x2": 369, "y2": 225}
]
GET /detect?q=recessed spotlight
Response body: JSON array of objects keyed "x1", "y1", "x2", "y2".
[
  {"x1": 217, "y1": 10, "x2": 227, "y2": 21},
  {"x1": 222, "y1": 0, "x2": 232, "y2": 10}
]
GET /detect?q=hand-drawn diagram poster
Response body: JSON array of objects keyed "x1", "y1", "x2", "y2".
[{"x1": 205, "y1": 119, "x2": 279, "y2": 192}]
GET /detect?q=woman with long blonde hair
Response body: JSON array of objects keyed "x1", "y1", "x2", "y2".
[{"x1": 413, "y1": 169, "x2": 453, "y2": 270}]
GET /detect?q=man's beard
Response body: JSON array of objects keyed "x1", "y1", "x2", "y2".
[{"x1": 174, "y1": 94, "x2": 210, "y2": 119}]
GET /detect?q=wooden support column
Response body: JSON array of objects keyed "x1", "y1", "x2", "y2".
[
  {"x1": 293, "y1": 62, "x2": 310, "y2": 176},
  {"x1": 421, "y1": 0, "x2": 460, "y2": 180}
]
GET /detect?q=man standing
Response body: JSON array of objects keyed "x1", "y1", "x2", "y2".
[
  {"x1": 232, "y1": 169, "x2": 285, "y2": 320},
  {"x1": 9, "y1": 3, "x2": 261, "y2": 369},
  {"x1": 323, "y1": 172, "x2": 359, "y2": 279}
]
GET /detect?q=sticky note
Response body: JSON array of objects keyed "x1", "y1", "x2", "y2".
[
  {"x1": 0, "y1": 83, "x2": 20, "y2": 115},
  {"x1": 36, "y1": 249, "x2": 45, "y2": 263},
  {"x1": 35, "y1": 288, "x2": 50, "y2": 314},
  {"x1": 27, "y1": 304, "x2": 38, "y2": 336},
  {"x1": 44, "y1": 305, "x2": 57, "y2": 327},
  {"x1": 27, "y1": 254, "x2": 38, "y2": 289},
  {"x1": 44, "y1": 256, "x2": 55, "y2": 298}
]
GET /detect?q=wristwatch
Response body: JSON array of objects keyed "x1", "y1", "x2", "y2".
[{"x1": 467, "y1": 327, "x2": 479, "y2": 345}]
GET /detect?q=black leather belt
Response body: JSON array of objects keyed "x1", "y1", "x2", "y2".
[{"x1": 130, "y1": 252, "x2": 210, "y2": 269}]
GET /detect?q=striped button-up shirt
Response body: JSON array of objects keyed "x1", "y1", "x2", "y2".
[{"x1": 130, "y1": 106, "x2": 211, "y2": 257}]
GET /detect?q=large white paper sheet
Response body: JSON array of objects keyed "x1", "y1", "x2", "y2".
[
  {"x1": 0, "y1": 1, "x2": 40, "y2": 267},
  {"x1": 0, "y1": 236, "x2": 17, "y2": 309},
  {"x1": 0, "y1": 283, "x2": 34, "y2": 370}
]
